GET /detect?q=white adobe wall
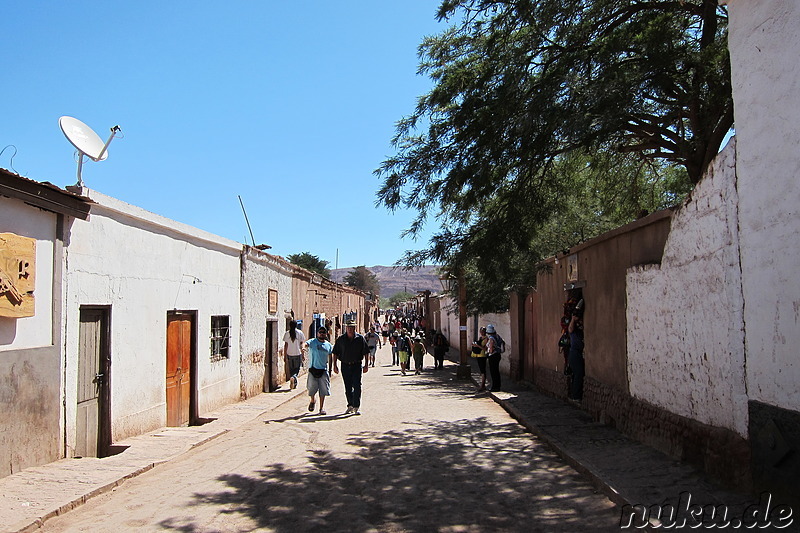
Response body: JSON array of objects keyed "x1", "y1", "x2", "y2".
[
  {"x1": 437, "y1": 296, "x2": 512, "y2": 375},
  {"x1": 240, "y1": 249, "x2": 293, "y2": 398},
  {"x1": 64, "y1": 189, "x2": 242, "y2": 449},
  {"x1": 627, "y1": 141, "x2": 748, "y2": 436},
  {"x1": 0, "y1": 196, "x2": 56, "y2": 349},
  {"x1": 729, "y1": 0, "x2": 800, "y2": 412}
]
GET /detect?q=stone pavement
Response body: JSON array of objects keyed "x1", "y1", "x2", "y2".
[{"x1": 0, "y1": 361, "x2": 772, "y2": 533}]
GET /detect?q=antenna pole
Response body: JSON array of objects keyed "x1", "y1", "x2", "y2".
[
  {"x1": 238, "y1": 195, "x2": 256, "y2": 246},
  {"x1": 94, "y1": 125, "x2": 121, "y2": 162},
  {"x1": 76, "y1": 153, "x2": 84, "y2": 187}
]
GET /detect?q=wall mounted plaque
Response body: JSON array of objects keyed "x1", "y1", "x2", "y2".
[
  {"x1": 0, "y1": 233, "x2": 36, "y2": 318},
  {"x1": 268, "y1": 288, "x2": 278, "y2": 315}
]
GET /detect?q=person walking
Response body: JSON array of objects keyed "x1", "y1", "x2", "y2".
[
  {"x1": 390, "y1": 331, "x2": 400, "y2": 366},
  {"x1": 365, "y1": 326, "x2": 382, "y2": 368},
  {"x1": 332, "y1": 321, "x2": 370, "y2": 414},
  {"x1": 432, "y1": 330, "x2": 449, "y2": 370},
  {"x1": 305, "y1": 326, "x2": 333, "y2": 415},
  {"x1": 282, "y1": 320, "x2": 306, "y2": 390},
  {"x1": 471, "y1": 327, "x2": 488, "y2": 391},
  {"x1": 485, "y1": 324, "x2": 502, "y2": 392},
  {"x1": 397, "y1": 330, "x2": 411, "y2": 376},
  {"x1": 411, "y1": 335, "x2": 425, "y2": 375}
]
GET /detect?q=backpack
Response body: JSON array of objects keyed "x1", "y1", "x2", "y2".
[
  {"x1": 490, "y1": 333, "x2": 506, "y2": 354},
  {"x1": 399, "y1": 336, "x2": 411, "y2": 353}
]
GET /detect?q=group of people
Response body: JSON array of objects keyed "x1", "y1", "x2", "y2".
[
  {"x1": 283, "y1": 319, "x2": 370, "y2": 416},
  {"x1": 283, "y1": 316, "x2": 517, "y2": 415},
  {"x1": 380, "y1": 313, "x2": 428, "y2": 342},
  {"x1": 387, "y1": 329, "x2": 427, "y2": 376},
  {"x1": 470, "y1": 324, "x2": 504, "y2": 392}
]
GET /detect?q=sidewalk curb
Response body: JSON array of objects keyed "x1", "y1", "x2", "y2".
[
  {"x1": 5, "y1": 379, "x2": 315, "y2": 533},
  {"x1": 468, "y1": 373, "x2": 634, "y2": 510},
  {"x1": 491, "y1": 393, "x2": 629, "y2": 508}
]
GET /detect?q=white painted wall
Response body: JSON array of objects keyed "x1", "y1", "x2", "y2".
[
  {"x1": 240, "y1": 248, "x2": 293, "y2": 397},
  {"x1": 63, "y1": 188, "x2": 243, "y2": 450},
  {"x1": 729, "y1": 0, "x2": 800, "y2": 412},
  {"x1": 437, "y1": 295, "x2": 512, "y2": 375},
  {"x1": 627, "y1": 142, "x2": 748, "y2": 436},
  {"x1": 0, "y1": 196, "x2": 56, "y2": 349}
]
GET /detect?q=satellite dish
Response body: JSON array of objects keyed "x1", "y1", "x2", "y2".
[{"x1": 58, "y1": 116, "x2": 121, "y2": 186}]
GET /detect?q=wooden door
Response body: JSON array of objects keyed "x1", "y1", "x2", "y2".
[
  {"x1": 264, "y1": 320, "x2": 275, "y2": 392},
  {"x1": 166, "y1": 312, "x2": 193, "y2": 427},
  {"x1": 76, "y1": 308, "x2": 110, "y2": 457}
]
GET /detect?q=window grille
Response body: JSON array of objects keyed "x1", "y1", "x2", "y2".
[{"x1": 210, "y1": 315, "x2": 230, "y2": 362}]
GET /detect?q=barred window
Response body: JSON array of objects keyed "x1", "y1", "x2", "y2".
[{"x1": 210, "y1": 315, "x2": 230, "y2": 362}]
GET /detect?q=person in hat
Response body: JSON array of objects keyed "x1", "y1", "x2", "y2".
[
  {"x1": 332, "y1": 320, "x2": 370, "y2": 414},
  {"x1": 305, "y1": 326, "x2": 333, "y2": 415},
  {"x1": 411, "y1": 335, "x2": 426, "y2": 375},
  {"x1": 390, "y1": 330, "x2": 400, "y2": 366},
  {"x1": 485, "y1": 324, "x2": 502, "y2": 392},
  {"x1": 396, "y1": 329, "x2": 411, "y2": 376}
]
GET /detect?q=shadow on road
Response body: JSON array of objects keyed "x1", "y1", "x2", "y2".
[{"x1": 160, "y1": 414, "x2": 618, "y2": 531}]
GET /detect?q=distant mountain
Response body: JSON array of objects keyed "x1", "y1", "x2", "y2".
[{"x1": 330, "y1": 265, "x2": 442, "y2": 299}]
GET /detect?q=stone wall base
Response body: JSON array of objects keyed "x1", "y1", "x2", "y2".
[
  {"x1": 533, "y1": 366, "x2": 752, "y2": 491},
  {"x1": 748, "y1": 400, "x2": 800, "y2": 509}
]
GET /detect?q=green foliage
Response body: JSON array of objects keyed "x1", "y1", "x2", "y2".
[
  {"x1": 343, "y1": 266, "x2": 381, "y2": 295},
  {"x1": 378, "y1": 0, "x2": 726, "y2": 312},
  {"x1": 388, "y1": 291, "x2": 417, "y2": 308},
  {"x1": 286, "y1": 252, "x2": 331, "y2": 279}
]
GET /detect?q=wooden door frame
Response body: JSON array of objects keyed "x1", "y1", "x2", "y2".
[
  {"x1": 166, "y1": 310, "x2": 198, "y2": 426},
  {"x1": 77, "y1": 305, "x2": 112, "y2": 457}
]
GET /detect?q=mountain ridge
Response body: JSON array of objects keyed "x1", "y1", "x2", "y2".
[{"x1": 329, "y1": 265, "x2": 441, "y2": 299}]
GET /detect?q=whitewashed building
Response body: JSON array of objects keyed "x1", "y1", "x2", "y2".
[
  {"x1": 62, "y1": 187, "x2": 243, "y2": 457},
  {"x1": 239, "y1": 246, "x2": 294, "y2": 398},
  {"x1": 0, "y1": 171, "x2": 91, "y2": 476}
]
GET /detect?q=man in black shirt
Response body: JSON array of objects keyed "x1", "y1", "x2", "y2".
[{"x1": 332, "y1": 321, "x2": 370, "y2": 414}]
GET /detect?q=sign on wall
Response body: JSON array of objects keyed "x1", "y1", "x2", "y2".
[
  {"x1": 0, "y1": 233, "x2": 36, "y2": 318},
  {"x1": 268, "y1": 288, "x2": 278, "y2": 315},
  {"x1": 567, "y1": 254, "x2": 579, "y2": 282}
]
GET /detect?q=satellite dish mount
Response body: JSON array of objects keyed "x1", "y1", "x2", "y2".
[{"x1": 59, "y1": 116, "x2": 121, "y2": 187}]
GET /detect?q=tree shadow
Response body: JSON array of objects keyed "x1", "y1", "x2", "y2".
[{"x1": 159, "y1": 418, "x2": 620, "y2": 531}]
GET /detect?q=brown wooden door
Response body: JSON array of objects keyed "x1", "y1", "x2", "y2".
[
  {"x1": 76, "y1": 308, "x2": 110, "y2": 457},
  {"x1": 166, "y1": 313, "x2": 193, "y2": 426}
]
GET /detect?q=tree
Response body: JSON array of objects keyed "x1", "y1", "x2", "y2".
[
  {"x1": 286, "y1": 252, "x2": 331, "y2": 279},
  {"x1": 388, "y1": 291, "x2": 417, "y2": 309},
  {"x1": 377, "y1": 0, "x2": 726, "y2": 311},
  {"x1": 343, "y1": 266, "x2": 381, "y2": 295}
]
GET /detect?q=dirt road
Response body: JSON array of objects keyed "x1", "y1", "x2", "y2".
[{"x1": 39, "y1": 345, "x2": 619, "y2": 532}]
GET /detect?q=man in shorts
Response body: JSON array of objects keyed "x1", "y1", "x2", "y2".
[
  {"x1": 365, "y1": 326, "x2": 382, "y2": 367},
  {"x1": 305, "y1": 326, "x2": 333, "y2": 415}
]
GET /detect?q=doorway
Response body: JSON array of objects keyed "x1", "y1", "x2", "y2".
[
  {"x1": 76, "y1": 307, "x2": 111, "y2": 458},
  {"x1": 166, "y1": 311, "x2": 197, "y2": 426},
  {"x1": 264, "y1": 319, "x2": 276, "y2": 392}
]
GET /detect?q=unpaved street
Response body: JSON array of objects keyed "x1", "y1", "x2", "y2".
[{"x1": 40, "y1": 346, "x2": 619, "y2": 532}]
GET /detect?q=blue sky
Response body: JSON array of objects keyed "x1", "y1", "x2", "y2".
[{"x1": 2, "y1": 2, "x2": 448, "y2": 269}]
